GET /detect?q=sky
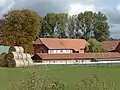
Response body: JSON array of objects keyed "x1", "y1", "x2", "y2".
[{"x1": 0, "y1": 0, "x2": 120, "y2": 38}]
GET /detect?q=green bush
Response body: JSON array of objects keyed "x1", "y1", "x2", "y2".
[
  {"x1": 85, "y1": 39, "x2": 107, "y2": 52},
  {"x1": 10, "y1": 67, "x2": 65, "y2": 90},
  {"x1": 76, "y1": 75, "x2": 116, "y2": 90}
]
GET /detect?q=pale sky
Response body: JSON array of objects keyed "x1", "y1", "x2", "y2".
[{"x1": 0, "y1": 0, "x2": 120, "y2": 38}]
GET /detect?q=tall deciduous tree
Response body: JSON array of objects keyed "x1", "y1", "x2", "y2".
[
  {"x1": 55, "y1": 13, "x2": 68, "y2": 38},
  {"x1": 77, "y1": 11, "x2": 109, "y2": 41},
  {"x1": 40, "y1": 13, "x2": 57, "y2": 38},
  {"x1": 94, "y1": 11, "x2": 110, "y2": 41},
  {"x1": 67, "y1": 16, "x2": 75, "y2": 38},
  {"x1": 78, "y1": 11, "x2": 94, "y2": 40},
  {"x1": 40, "y1": 11, "x2": 109, "y2": 41},
  {"x1": 2, "y1": 9, "x2": 41, "y2": 53},
  {"x1": 40, "y1": 13, "x2": 68, "y2": 38}
]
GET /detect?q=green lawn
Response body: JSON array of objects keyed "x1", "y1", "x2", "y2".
[{"x1": 0, "y1": 65, "x2": 120, "y2": 90}]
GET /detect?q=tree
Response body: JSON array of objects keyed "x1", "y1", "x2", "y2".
[
  {"x1": 40, "y1": 13, "x2": 57, "y2": 38},
  {"x1": 67, "y1": 15, "x2": 81, "y2": 39},
  {"x1": 67, "y1": 16, "x2": 75, "y2": 38},
  {"x1": 40, "y1": 13, "x2": 68, "y2": 38},
  {"x1": 2, "y1": 9, "x2": 41, "y2": 53},
  {"x1": 94, "y1": 11, "x2": 110, "y2": 41},
  {"x1": 85, "y1": 38, "x2": 106, "y2": 52},
  {"x1": 55, "y1": 13, "x2": 68, "y2": 38},
  {"x1": 78, "y1": 11, "x2": 94, "y2": 40},
  {"x1": 77, "y1": 11, "x2": 109, "y2": 41}
]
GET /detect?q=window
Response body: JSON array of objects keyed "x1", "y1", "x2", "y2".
[
  {"x1": 60, "y1": 50, "x2": 63, "y2": 52},
  {"x1": 50, "y1": 50, "x2": 54, "y2": 53},
  {"x1": 40, "y1": 49, "x2": 43, "y2": 53},
  {"x1": 76, "y1": 60, "x2": 78, "y2": 62},
  {"x1": 66, "y1": 50, "x2": 70, "y2": 52}
]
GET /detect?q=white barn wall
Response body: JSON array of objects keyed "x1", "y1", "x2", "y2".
[
  {"x1": 79, "y1": 50, "x2": 84, "y2": 53},
  {"x1": 48, "y1": 50, "x2": 73, "y2": 54},
  {"x1": 42, "y1": 59, "x2": 91, "y2": 64}
]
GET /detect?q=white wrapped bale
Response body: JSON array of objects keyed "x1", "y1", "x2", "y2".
[
  {"x1": 26, "y1": 54, "x2": 34, "y2": 66},
  {"x1": 7, "y1": 52, "x2": 19, "y2": 60},
  {"x1": 8, "y1": 59, "x2": 21, "y2": 68},
  {"x1": 9, "y1": 46, "x2": 24, "y2": 53}
]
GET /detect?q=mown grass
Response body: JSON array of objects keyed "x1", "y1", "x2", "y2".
[{"x1": 0, "y1": 65, "x2": 120, "y2": 90}]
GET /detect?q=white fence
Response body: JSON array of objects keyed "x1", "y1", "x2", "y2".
[{"x1": 34, "y1": 61, "x2": 120, "y2": 66}]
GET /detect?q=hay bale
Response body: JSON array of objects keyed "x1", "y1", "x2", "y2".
[
  {"x1": 19, "y1": 60, "x2": 25, "y2": 67},
  {"x1": 0, "y1": 53, "x2": 8, "y2": 67},
  {"x1": 7, "y1": 52, "x2": 34, "y2": 67},
  {"x1": 23, "y1": 60, "x2": 29, "y2": 67},
  {"x1": 8, "y1": 59, "x2": 25, "y2": 68},
  {"x1": 26, "y1": 54, "x2": 34, "y2": 66},
  {"x1": 18, "y1": 53, "x2": 23, "y2": 60},
  {"x1": 0, "y1": 53, "x2": 7, "y2": 59},
  {"x1": 21, "y1": 53, "x2": 27, "y2": 60},
  {"x1": 26, "y1": 54, "x2": 32, "y2": 60},
  {"x1": 9, "y1": 46, "x2": 24, "y2": 53},
  {"x1": 7, "y1": 52, "x2": 19, "y2": 60},
  {"x1": 21, "y1": 53, "x2": 34, "y2": 67},
  {"x1": 28, "y1": 60, "x2": 34, "y2": 66},
  {"x1": 8, "y1": 59, "x2": 20, "y2": 68}
]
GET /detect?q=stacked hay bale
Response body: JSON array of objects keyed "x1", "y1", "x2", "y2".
[
  {"x1": 5, "y1": 46, "x2": 34, "y2": 68},
  {"x1": 0, "y1": 52, "x2": 8, "y2": 67}
]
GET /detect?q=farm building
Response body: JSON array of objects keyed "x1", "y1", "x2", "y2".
[
  {"x1": 103, "y1": 40, "x2": 120, "y2": 52},
  {"x1": 32, "y1": 52, "x2": 120, "y2": 65},
  {"x1": 32, "y1": 38, "x2": 88, "y2": 54},
  {"x1": 0, "y1": 46, "x2": 10, "y2": 54}
]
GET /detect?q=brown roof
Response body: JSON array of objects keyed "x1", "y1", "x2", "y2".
[
  {"x1": 34, "y1": 52, "x2": 120, "y2": 60},
  {"x1": 103, "y1": 41, "x2": 120, "y2": 51},
  {"x1": 33, "y1": 38, "x2": 88, "y2": 51}
]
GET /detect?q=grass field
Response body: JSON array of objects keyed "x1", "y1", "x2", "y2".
[{"x1": 0, "y1": 65, "x2": 120, "y2": 90}]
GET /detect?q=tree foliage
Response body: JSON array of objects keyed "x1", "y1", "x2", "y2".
[
  {"x1": 2, "y1": 9, "x2": 41, "y2": 53},
  {"x1": 40, "y1": 13, "x2": 57, "y2": 38},
  {"x1": 40, "y1": 13, "x2": 68, "y2": 38},
  {"x1": 77, "y1": 11, "x2": 110, "y2": 41},
  {"x1": 40, "y1": 11, "x2": 109, "y2": 41},
  {"x1": 85, "y1": 38, "x2": 106, "y2": 52}
]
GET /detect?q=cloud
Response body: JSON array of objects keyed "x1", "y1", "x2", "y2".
[
  {"x1": 0, "y1": 0, "x2": 7, "y2": 7},
  {"x1": 110, "y1": 24, "x2": 120, "y2": 38},
  {"x1": 68, "y1": 4, "x2": 96, "y2": 15},
  {"x1": 100, "y1": 7, "x2": 120, "y2": 38},
  {"x1": 11, "y1": 0, "x2": 101, "y2": 16},
  {"x1": 0, "y1": 0, "x2": 16, "y2": 18},
  {"x1": 103, "y1": 9, "x2": 120, "y2": 24},
  {"x1": 116, "y1": 4, "x2": 120, "y2": 12},
  {"x1": 1, "y1": 0, "x2": 15, "y2": 15}
]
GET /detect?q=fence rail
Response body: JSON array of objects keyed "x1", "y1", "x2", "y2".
[{"x1": 34, "y1": 61, "x2": 120, "y2": 66}]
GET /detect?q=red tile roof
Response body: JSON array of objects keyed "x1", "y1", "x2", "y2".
[
  {"x1": 33, "y1": 38, "x2": 88, "y2": 51},
  {"x1": 103, "y1": 41, "x2": 120, "y2": 51},
  {"x1": 35, "y1": 52, "x2": 120, "y2": 60}
]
